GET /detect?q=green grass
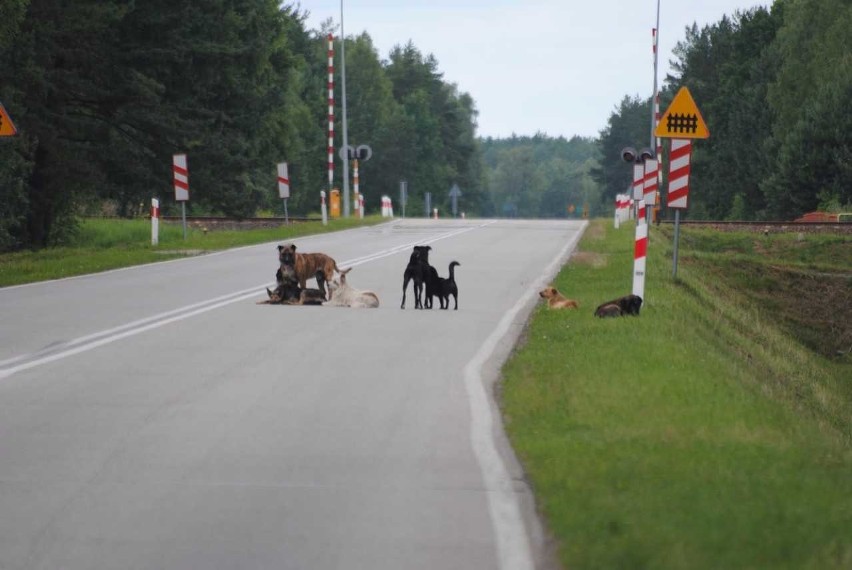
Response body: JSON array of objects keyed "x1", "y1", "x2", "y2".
[
  {"x1": 501, "y1": 220, "x2": 852, "y2": 569},
  {"x1": 0, "y1": 216, "x2": 385, "y2": 287}
]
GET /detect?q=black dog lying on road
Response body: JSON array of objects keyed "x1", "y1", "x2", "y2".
[
  {"x1": 259, "y1": 267, "x2": 326, "y2": 305},
  {"x1": 594, "y1": 294, "x2": 643, "y2": 317}
]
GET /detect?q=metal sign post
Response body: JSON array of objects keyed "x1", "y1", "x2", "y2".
[
  {"x1": 655, "y1": 87, "x2": 709, "y2": 279},
  {"x1": 449, "y1": 183, "x2": 462, "y2": 218},
  {"x1": 400, "y1": 180, "x2": 407, "y2": 219}
]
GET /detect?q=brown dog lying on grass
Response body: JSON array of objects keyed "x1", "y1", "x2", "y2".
[{"x1": 539, "y1": 286, "x2": 579, "y2": 309}]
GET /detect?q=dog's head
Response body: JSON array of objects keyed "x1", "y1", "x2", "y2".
[
  {"x1": 413, "y1": 245, "x2": 432, "y2": 263},
  {"x1": 266, "y1": 287, "x2": 283, "y2": 303},
  {"x1": 539, "y1": 286, "x2": 558, "y2": 299},
  {"x1": 277, "y1": 243, "x2": 297, "y2": 266}
]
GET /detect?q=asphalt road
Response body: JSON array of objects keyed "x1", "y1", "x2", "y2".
[{"x1": 0, "y1": 218, "x2": 587, "y2": 570}]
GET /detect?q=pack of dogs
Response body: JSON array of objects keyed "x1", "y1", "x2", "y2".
[
  {"x1": 259, "y1": 241, "x2": 640, "y2": 319},
  {"x1": 258, "y1": 242, "x2": 460, "y2": 310}
]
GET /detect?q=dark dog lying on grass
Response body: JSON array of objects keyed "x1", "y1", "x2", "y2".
[{"x1": 594, "y1": 294, "x2": 642, "y2": 317}]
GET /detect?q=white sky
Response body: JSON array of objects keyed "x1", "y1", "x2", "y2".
[{"x1": 301, "y1": 0, "x2": 769, "y2": 139}]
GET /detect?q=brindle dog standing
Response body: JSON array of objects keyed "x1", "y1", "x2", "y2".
[{"x1": 277, "y1": 243, "x2": 350, "y2": 300}]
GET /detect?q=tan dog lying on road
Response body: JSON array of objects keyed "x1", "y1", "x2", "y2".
[
  {"x1": 277, "y1": 243, "x2": 350, "y2": 297},
  {"x1": 539, "y1": 286, "x2": 579, "y2": 309},
  {"x1": 326, "y1": 273, "x2": 379, "y2": 308}
]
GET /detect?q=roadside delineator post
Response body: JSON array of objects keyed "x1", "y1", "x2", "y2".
[
  {"x1": 172, "y1": 153, "x2": 189, "y2": 240},
  {"x1": 433, "y1": 208, "x2": 438, "y2": 220},
  {"x1": 632, "y1": 162, "x2": 648, "y2": 300},
  {"x1": 277, "y1": 162, "x2": 290, "y2": 224},
  {"x1": 321, "y1": 191, "x2": 328, "y2": 226},
  {"x1": 151, "y1": 198, "x2": 159, "y2": 246}
]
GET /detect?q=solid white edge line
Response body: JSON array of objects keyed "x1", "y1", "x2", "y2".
[{"x1": 463, "y1": 221, "x2": 587, "y2": 570}]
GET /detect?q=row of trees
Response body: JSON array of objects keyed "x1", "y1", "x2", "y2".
[
  {"x1": 1, "y1": 0, "x2": 848, "y2": 250},
  {"x1": 594, "y1": 0, "x2": 851, "y2": 221},
  {"x1": 0, "y1": 2, "x2": 483, "y2": 250}
]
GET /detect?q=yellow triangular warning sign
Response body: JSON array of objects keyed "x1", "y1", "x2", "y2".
[
  {"x1": 0, "y1": 103, "x2": 18, "y2": 137},
  {"x1": 655, "y1": 87, "x2": 709, "y2": 139}
]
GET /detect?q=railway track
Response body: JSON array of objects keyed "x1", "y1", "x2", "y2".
[{"x1": 657, "y1": 219, "x2": 852, "y2": 233}]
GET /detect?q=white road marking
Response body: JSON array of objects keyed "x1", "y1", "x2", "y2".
[
  {"x1": 0, "y1": 222, "x2": 493, "y2": 379},
  {"x1": 463, "y1": 221, "x2": 586, "y2": 570}
]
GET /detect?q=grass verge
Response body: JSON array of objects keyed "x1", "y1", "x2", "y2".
[
  {"x1": 501, "y1": 219, "x2": 852, "y2": 569},
  {"x1": 0, "y1": 216, "x2": 385, "y2": 287}
]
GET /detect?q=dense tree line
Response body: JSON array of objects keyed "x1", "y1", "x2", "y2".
[
  {"x1": 480, "y1": 134, "x2": 599, "y2": 218},
  {"x1": 594, "y1": 0, "x2": 851, "y2": 221},
  {"x1": 0, "y1": 2, "x2": 483, "y2": 250},
  {"x1": 1, "y1": 0, "x2": 847, "y2": 250}
]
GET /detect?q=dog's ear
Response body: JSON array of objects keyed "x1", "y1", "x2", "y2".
[
  {"x1": 277, "y1": 245, "x2": 283, "y2": 252},
  {"x1": 289, "y1": 244, "x2": 297, "y2": 252}
]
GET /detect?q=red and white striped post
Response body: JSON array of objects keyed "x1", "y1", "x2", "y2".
[
  {"x1": 632, "y1": 162, "x2": 647, "y2": 300},
  {"x1": 320, "y1": 190, "x2": 328, "y2": 226},
  {"x1": 150, "y1": 198, "x2": 159, "y2": 246},
  {"x1": 277, "y1": 162, "x2": 290, "y2": 223},
  {"x1": 327, "y1": 33, "x2": 335, "y2": 191},
  {"x1": 352, "y1": 158, "x2": 360, "y2": 218},
  {"x1": 668, "y1": 138, "x2": 692, "y2": 278},
  {"x1": 172, "y1": 153, "x2": 189, "y2": 240},
  {"x1": 667, "y1": 139, "x2": 692, "y2": 209},
  {"x1": 644, "y1": 158, "x2": 658, "y2": 210}
]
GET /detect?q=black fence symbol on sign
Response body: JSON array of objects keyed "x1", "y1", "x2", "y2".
[{"x1": 666, "y1": 113, "x2": 699, "y2": 134}]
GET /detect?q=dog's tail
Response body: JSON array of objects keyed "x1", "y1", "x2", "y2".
[
  {"x1": 338, "y1": 266, "x2": 352, "y2": 275},
  {"x1": 448, "y1": 261, "x2": 460, "y2": 281}
]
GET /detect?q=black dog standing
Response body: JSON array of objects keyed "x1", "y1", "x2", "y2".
[
  {"x1": 437, "y1": 261, "x2": 461, "y2": 310},
  {"x1": 401, "y1": 246, "x2": 428, "y2": 309}
]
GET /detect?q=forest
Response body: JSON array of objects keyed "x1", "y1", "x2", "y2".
[{"x1": 0, "y1": 0, "x2": 849, "y2": 250}]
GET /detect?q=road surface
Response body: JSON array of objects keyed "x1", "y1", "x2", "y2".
[{"x1": 0, "y1": 218, "x2": 586, "y2": 570}]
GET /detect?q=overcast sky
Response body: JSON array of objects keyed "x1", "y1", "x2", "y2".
[{"x1": 302, "y1": 0, "x2": 768, "y2": 139}]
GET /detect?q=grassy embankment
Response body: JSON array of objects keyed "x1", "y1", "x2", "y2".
[
  {"x1": 0, "y1": 216, "x2": 384, "y2": 287},
  {"x1": 501, "y1": 219, "x2": 851, "y2": 569}
]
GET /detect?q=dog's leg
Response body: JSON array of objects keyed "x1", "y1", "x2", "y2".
[
  {"x1": 414, "y1": 280, "x2": 423, "y2": 310},
  {"x1": 401, "y1": 274, "x2": 410, "y2": 309}
]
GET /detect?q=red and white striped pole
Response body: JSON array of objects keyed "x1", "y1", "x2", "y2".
[
  {"x1": 327, "y1": 33, "x2": 335, "y2": 191},
  {"x1": 632, "y1": 163, "x2": 647, "y2": 300},
  {"x1": 150, "y1": 198, "x2": 159, "y2": 246},
  {"x1": 668, "y1": 138, "x2": 692, "y2": 278},
  {"x1": 352, "y1": 158, "x2": 360, "y2": 218},
  {"x1": 277, "y1": 162, "x2": 290, "y2": 223},
  {"x1": 667, "y1": 139, "x2": 692, "y2": 209},
  {"x1": 172, "y1": 153, "x2": 189, "y2": 240}
]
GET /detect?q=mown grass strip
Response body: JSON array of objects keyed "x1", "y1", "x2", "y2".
[
  {"x1": 0, "y1": 216, "x2": 384, "y2": 287},
  {"x1": 501, "y1": 219, "x2": 852, "y2": 569}
]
